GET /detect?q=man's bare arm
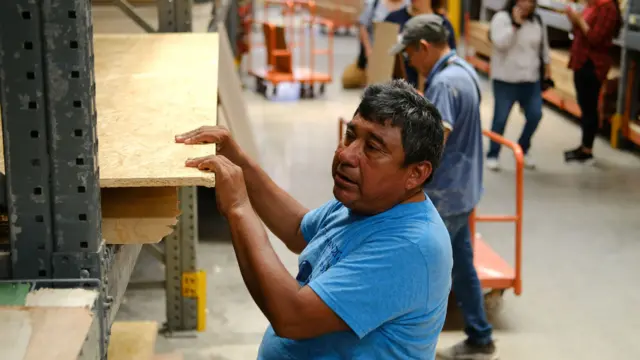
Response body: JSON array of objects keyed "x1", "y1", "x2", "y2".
[{"x1": 227, "y1": 205, "x2": 350, "y2": 339}]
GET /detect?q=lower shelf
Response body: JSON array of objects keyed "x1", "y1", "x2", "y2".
[{"x1": 474, "y1": 234, "x2": 516, "y2": 291}]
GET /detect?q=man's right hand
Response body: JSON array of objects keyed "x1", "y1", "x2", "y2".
[{"x1": 175, "y1": 126, "x2": 245, "y2": 167}]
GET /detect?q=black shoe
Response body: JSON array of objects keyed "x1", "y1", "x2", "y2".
[
  {"x1": 437, "y1": 339, "x2": 499, "y2": 360},
  {"x1": 564, "y1": 147, "x2": 595, "y2": 164}
]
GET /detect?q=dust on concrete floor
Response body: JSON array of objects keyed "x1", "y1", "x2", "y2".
[{"x1": 99, "y1": 3, "x2": 640, "y2": 359}]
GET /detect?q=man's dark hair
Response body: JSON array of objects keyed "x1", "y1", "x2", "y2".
[{"x1": 354, "y1": 79, "x2": 445, "y2": 184}]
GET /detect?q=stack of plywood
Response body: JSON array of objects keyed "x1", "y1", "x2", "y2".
[
  {"x1": 314, "y1": 0, "x2": 363, "y2": 28},
  {"x1": 467, "y1": 21, "x2": 492, "y2": 58}
]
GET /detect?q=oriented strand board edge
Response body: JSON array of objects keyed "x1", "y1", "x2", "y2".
[
  {"x1": 25, "y1": 289, "x2": 98, "y2": 308},
  {"x1": 108, "y1": 321, "x2": 159, "y2": 360}
]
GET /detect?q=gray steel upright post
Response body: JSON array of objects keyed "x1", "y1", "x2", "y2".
[
  {"x1": 0, "y1": 0, "x2": 104, "y2": 281},
  {"x1": 0, "y1": 0, "x2": 107, "y2": 353}
]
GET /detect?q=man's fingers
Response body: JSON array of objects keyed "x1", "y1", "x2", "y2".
[{"x1": 185, "y1": 156, "x2": 212, "y2": 167}]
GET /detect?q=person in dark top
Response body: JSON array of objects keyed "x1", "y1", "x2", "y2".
[
  {"x1": 564, "y1": 0, "x2": 622, "y2": 164},
  {"x1": 385, "y1": 0, "x2": 457, "y2": 89}
]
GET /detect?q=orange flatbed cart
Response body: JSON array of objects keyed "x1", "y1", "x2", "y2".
[
  {"x1": 338, "y1": 118, "x2": 524, "y2": 308},
  {"x1": 247, "y1": 0, "x2": 335, "y2": 99}
]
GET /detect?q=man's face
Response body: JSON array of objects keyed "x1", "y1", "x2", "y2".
[
  {"x1": 332, "y1": 115, "x2": 428, "y2": 215},
  {"x1": 411, "y1": 0, "x2": 431, "y2": 13},
  {"x1": 405, "y1": 40, "x2": 436, "y2": 77}
]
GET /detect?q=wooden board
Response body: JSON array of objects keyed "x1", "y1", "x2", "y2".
[
  {"x1": 0, "y1": 306, "x2": 94, "y2": 360},
  {"x1": 101, "y1": 187, "x2": 179, "y2": 244},
  {"x1": 218, "y1": 26, "x2": 260, "y2": 162},
  {"x1": 0, "y1": 34, "x2": 218, "y2": 188},
  {"x1": 367, "y1": 22, "x2": 401, "y2": 85},
  {"x1": 94, "y1": 34, "x2": 218, "y2": 188},
  {"x1": 108, "y1": 321, "x2": 158, "y2": 360}
]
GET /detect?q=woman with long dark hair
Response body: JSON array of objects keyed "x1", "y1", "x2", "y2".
[
  {"x1": 487, "y1": 0, "x2": 551, "y2": 171},
  {"x1": 564, "y1": 0, "x2": 622, "y2": 164}
]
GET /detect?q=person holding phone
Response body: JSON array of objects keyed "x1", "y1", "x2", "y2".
[
  {"x1": 486, "y1": 0, "x2": 551, "y2": 171},
  {"x1": 564, "y1": 0, "x2": 622, "y2": 164}
]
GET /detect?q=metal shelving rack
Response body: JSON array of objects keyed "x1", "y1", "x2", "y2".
[
  {"x1": 614, "y1": 0, "x2": 640, "y2": 147},
  {"x1": 0, "y1": 0, "x2": 204, "y2": 356}
]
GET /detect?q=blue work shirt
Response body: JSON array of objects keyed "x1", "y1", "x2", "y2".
[
  {"x1": 258, "y1": 196, "x2": 453, "y2": 359},
  {"x1": 423, "y1": 51, "x2": 484, "y2": 217},
  {"x1": 385, "y1": 7, "x2": 457, "y2": 88}
]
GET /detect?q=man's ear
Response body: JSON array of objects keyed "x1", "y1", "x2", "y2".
[
  {"x1": 419, "y1": 39, "x2": 430, "y2": 52},
  {"x1": 406, "y1": 161, "x2": 433, "y2": 190}
]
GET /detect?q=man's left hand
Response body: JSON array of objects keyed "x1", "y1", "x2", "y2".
[{"x1": 186, "y1": 155, "x2": 250, "y2": 217}]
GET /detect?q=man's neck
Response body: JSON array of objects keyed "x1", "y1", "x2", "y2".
[{"x1": 422, "y1": 46, "x2": 453, "y2": 77}]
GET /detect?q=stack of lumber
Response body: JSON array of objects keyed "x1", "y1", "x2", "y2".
[
  {"x1": 467, "y1": 21, "x2": 491, "y2": 58},
  {"x1": 0, "y1": 33, "x2": 221, "y2": 245},
  {"x1": 0, "y1": 288, "x2": 98, "y2": 360},
  {"x1": 314, "y1": 0, "x2": 363, "y2": 28}
]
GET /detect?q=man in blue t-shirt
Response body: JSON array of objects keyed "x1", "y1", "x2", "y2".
[
  {"x1": 175, "y1": 80, "x2": 452, "y2": 359},
  {"x1": 385, "y1": 0, "x2": 457, "y2": 88},
  {"x1": 390, "y1": 15, "x2": 499, "y2": 360}
]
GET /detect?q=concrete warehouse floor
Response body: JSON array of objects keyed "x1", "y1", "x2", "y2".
[{"x1": 94, "y1": 4, "x2": 640, "y2": 359}]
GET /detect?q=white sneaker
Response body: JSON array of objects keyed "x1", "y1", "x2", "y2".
[
  {"x1": 524, "y1": 154, "x2": 536, "y2": 169},
  {"x1": 486, "y1": 158, "x2": 500, "y2": 171}
]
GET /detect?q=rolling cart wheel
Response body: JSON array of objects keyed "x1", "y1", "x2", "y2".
[{"x1": 484, "y1": 289, "x2": 505, "y2": 314}]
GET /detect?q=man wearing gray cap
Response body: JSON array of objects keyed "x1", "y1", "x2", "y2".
[{"x1": 390, "y1": 14, "x2": 499, "y2": 360}]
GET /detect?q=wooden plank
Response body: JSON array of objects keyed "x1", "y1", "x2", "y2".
[
  {"x1": 108, "y1": 321, "x2": 158, "y2": 360},
  {"x1": 94, "y1": 34, "x2": 218, "y2": 188},
  {"x1": 217, "y1": 26, "x2": 260, "y2": 162},
  {"x1": 101, "y1": 187, "x2": 179, "y2": 244},
  {"x1": 0, "y1": 34, "x2": 219, "y2": 188},
  {"x1": 367, "y1": 22, "x2": 401, "y2": 85},
  {"x1": 0, "y1": 306, "x2": 94, "y2": 360}
]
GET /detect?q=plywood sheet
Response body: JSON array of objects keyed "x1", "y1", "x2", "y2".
[
  {"x1": 0, "y1": 306, "x2": 94, "y2": 360},
  {"x1": 101, "y1": 187, "x2": 179, "y2": 244},
  {"x1": 0, "y1": 34, "x2": 219, "y2": 187},
  {"x1": 94, "y1": 34, "x2": 218, "y2": 188},
  {"x1": 367, "y1": 22, "x2": 401, "y2": 85},
  {"x1": 108, "y1": 321, "x2": 158, "y2": 360}
]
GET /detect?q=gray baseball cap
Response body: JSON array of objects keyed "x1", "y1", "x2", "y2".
[{"x1": 388, "y1": 14, "x2": 448, "y2": 55}]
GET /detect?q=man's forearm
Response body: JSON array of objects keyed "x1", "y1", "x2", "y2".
[
  {"x1": 236, "y1": 153, "x2": 309, "y2": 254},
  {"x1": 226, "y1": 205, "x2": 301, "y2": 329}
]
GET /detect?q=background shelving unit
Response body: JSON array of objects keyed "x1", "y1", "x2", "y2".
[{"x1": 464, "y1": 0, "x2": 640, "y2": 149}]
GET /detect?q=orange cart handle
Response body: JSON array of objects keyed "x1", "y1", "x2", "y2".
[{"x1": 476, "y1": 129, "x2": 524, "y2": 296}]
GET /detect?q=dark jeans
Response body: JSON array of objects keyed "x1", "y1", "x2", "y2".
[
  {"x1": 488, "y1": 80, "x2": 543, "y2": 158},
  {"x1": 357, "y1": 42, "x2": 368, "y2": 70},
  {"x1": 574, "y1": 60, "x2": 602, "y2": 150},
  {"x1": 442, "y1": 211, "x2": 493, "y2": 345}
]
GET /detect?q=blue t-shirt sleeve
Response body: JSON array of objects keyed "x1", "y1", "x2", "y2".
[
  {"x1": 308, "y1": 238, "x2": 429, "y2": 339},
  {"x1": 426, "y1": 82, "x2": 456, "y2": 130},
  {"x1": 300, "y1": 199, "x2": 340, "y2": 243}
]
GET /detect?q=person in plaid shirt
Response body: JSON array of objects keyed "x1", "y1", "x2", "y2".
[{"x1": 564, "y1": 0, "x2": 622, "y2": 164}]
